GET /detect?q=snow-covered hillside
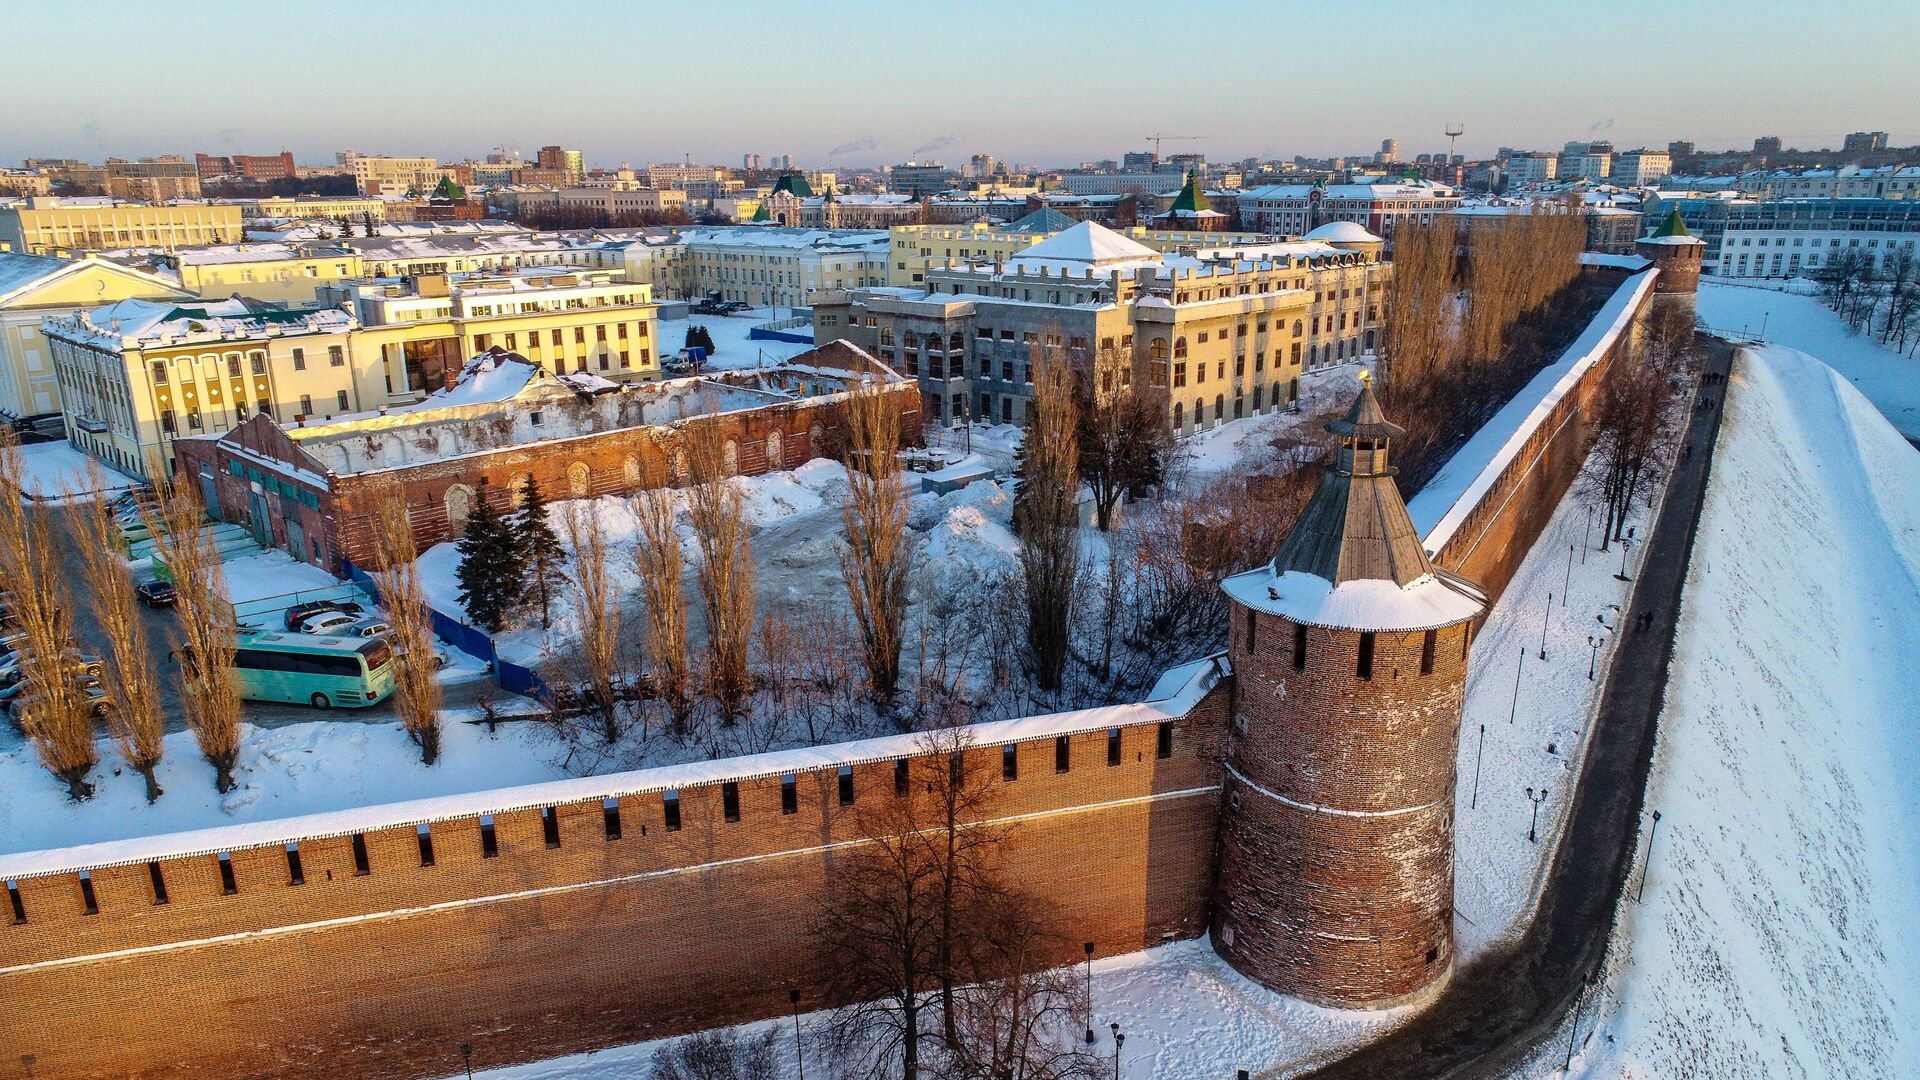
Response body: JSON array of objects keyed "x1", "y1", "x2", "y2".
[{"x1": 1560, "y1": 345, "x2": 1920, "y2": 1077}]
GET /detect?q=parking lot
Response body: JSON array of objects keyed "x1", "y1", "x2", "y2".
[{"x1": 1, "y1": 507, "x2": 496, "y2": 752}]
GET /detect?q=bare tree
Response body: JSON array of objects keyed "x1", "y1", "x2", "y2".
[
  {"x1": 368, "y1": 485, "x2": 443, "y2": 764},
  {"x1": 0, "y1": 436, "x2": 97, "y2": 800},
  {"x1": 66, "y1": 463, "x2": 166, "y2": 801},
  {"x1": 941, "y1": 891, "x2": 1104, "y2": 1080},
  {"x1": 1584, "y1": 330, "x2": 1685, "y2": 547},
  {"x1": 649, "y1": 1027, "x2": 782, "y2": 1080},
  {"x1": 146, "y1": 482, "x2": 242, "y2": 792},
  {"x1": 633, "y1": 486, "x2": 692, "y2": 736},
  {"x1": 685, "y1": 431, "x2": 756, "y2": 723},
  {"x1": 1074, "y1": 346, "x2": 1171, "y2": 532},
  {"x1": 564, "y1": 501, "x2": 624, "y2": 743},
  {"x1": 841, "y1": 380, "x2": 915, "y2": 707},
  {"x1": 1015, "y1": 355, "x2": 1080, "y2": 691}
]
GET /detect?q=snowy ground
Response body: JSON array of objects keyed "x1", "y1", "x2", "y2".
[
  {"x1": 14, "y1": 440, "x2": 137, "y2": 501},
  {"x1": 0, "y1": 710, "x2": 555, "y2": 857},
  {"x1": 449, "y1": 938, "x2": 1418, "y2": 1080},
  {"x1": 1698, "y1": 279, "x2": 1920, "y2": 439},
  {"x1": 1528, "y1": 345, "x2": 1920, "y2": 1079},
  {"x1": 1176, "y1": 360, "x2": 1370, "y2": 480},
  {"x1": 656, "y1": 309, "x2": 815, "y2": 373}
]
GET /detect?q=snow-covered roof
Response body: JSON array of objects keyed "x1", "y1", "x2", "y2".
[
  {"x1": 42, "y1": 297, "x2": 357, "y2": 350},
  {"x1": 1301, "y1": 221, "x2": 1383, "y2": 244},
  {"x1": 1637, "y1": 234, "x2": 1705, "y2": 247},
  {"x1": 1015, "y1": 221, "x2": 1160, "y2": 265},
  {"x1": 0, "y1": 252, "x2": 188, "y2": 310},
  {"x1": 0, "y1": 655, "x2": 1227, "y2": 879},
  {"x1": 1221, "y1": 568, "x2": 1487, "y2": 632}
]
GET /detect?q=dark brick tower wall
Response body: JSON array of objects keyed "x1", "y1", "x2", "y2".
[{"x1": 1215, "y1": 611, "x2": 1474, "y2": 1006}]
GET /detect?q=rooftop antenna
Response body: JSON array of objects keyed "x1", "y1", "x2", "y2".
[{"x1": 1445, "y1": 123, "x2": 1466, "y2": 161}]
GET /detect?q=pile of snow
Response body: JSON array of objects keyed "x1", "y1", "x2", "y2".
[
  {"x1": 220, "y1": 549, "x2": 349, "y2": 608},
  {"x1": 1698, "y1": 279, "x2": 1920, "y2": 439},
  {"x1": 14, "y1": 441, "x2": 136, "y2": 501},
  {"x1": 1560, "y1": 345, "x2": 1920, "y2": 1076}
]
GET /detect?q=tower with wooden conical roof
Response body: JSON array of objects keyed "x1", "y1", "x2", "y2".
[{"x1": 1214, "y1": 380, "x2": 1487, "y2": 1008}]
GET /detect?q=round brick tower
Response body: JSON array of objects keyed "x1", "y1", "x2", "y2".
[
  {"x1": 1635, "y1": 207, "x2": 1706, "y2": 316},
  {"x1": 1215, "y1": 381, "x2": 1487, "y2": 1008}
]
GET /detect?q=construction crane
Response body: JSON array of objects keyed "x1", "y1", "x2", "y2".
[
  {"x1": 1144, "y1": 133, "x2": 1204, "y2": 158},
  {"x1": 1444, "y1": 123, "x2": 1465, "y2": 161}
]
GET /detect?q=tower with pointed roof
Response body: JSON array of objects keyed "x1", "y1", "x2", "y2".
[
  {"x1": 1634, "y1": 207, "x2": 1704, "y2": 313},
  {"x1": 1214, "y1": 381, "x2": 1487, "y2": 1007}
]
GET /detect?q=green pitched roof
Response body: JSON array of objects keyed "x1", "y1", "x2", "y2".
[
  {"x1": 431, "y1": 175, "x2": 466, "y2": 200},
  {"x1": 771, "y1": 170, "x2": 813, "y2": 197},
  {"x1": 751, "y1": 203, "x2": 770, "y2": 222},
  {"x1": 1651, "y1": 207, "x2": 1691, "y2": 238},
  {"x1": 1168, "y1": 171, "x2": 1210, "y2": 214}
]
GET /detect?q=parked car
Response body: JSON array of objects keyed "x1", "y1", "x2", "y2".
[
  {"x1": 297, "y1": 611, "x2": 360, "y2": 636},
  {"x1": 9, "y1": 683, "x2": 112, "y2": 722},
  {"x1": 0, "y1": 650, "x2": 105, "y2": 685},
  {"x1": 342, "y1": 619, "x2": 393, "y2": 638},
  {"x1": 283, "y1": 600, "x2": 363, "y2": 632},
  {"x1": 134, "y1": 578, "x2": 177, "y2": 608}
]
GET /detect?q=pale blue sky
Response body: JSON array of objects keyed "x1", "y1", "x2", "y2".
[{"x1": 5, "y1": 0, "x2": 1915, "y2": 168}]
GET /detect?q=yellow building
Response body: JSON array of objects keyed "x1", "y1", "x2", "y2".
[
  {"x1": 237, "y1": 195, "x2": 390, "y2": 222},
  {"x1": 43, "y1": 300, "x2": 368, "y2": 478},
  {"x1": 173, "y1": 243, "x2": 366, "y2": 306},
  {"x1": 0, "y1": 197, "x2": 245, "y2": 256},
  {"x1": 327, "y1": 267, "x2": 661, "y2": 400},
  {"x1": 340, "y1": 153, "x2": 445, "y2": 196},
  {"x1": 0, "y1": 253, "x2": 193, "y2": 419}
]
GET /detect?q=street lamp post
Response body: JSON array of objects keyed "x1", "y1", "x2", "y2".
[
  {"x1": 1637, "y1": 810, "x2": 1663, "y2": 903},
  {"x1": 1565, "y1": 969, "x2": 1596, "y2": 1071},
  {"x1": 1614, "y1": 537, "x2": 1632, "y2": 582},
  {"x1": 1471, "y1": 723, "x2": 1487, "y2": 809},
  {"x1": 1583, "y1": 506, "x2": 1592, "y2": 563},
  {"x1": 1564, "y1": 543, "x2": 1574, "y2": 603},
  {"x1": 1540, "y1": 592, "x2": 1553, "y2": 660},
  {"x1": 1508, "y1": 646, "x2": 1525, "y2": 725},
  {"x1": 1110, "y1": 1023, "x2": 1125, "y2": 1079},
  {"x1": 1084, "y1": 941, "x2": 1096, "y2": 1044},
  {"x1": 1587, "y1": 634, "x2": 1602, "y2": 681},
  {"x1": 790, "y1": 989, "x2": 806, "y2": 1080},
  {"x1": 458, "y1": 1043, "x2": 473, "y2": 1080},
  {"x1": 1525, "y1": 786, "x2": 1549, "y2": 843}
]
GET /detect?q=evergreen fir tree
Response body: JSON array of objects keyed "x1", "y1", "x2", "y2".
[
  {"x1": 687, "y1": 325, "x2": 718, "y2": 356},
  {"x1": 453, "y1": 495, "x2": 517, "y2": 632},
  {"x1": 513, "y1": 476, "x2": 568, "y2": 630}
]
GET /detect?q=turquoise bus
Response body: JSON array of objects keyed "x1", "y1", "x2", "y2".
[{"x1": 230, "y1": 633, "x2": 396, "y2": 709}]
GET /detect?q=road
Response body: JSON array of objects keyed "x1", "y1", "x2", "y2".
[{"x1": 1296, "y1": 336, "x2": 1736, "y2": 1080}]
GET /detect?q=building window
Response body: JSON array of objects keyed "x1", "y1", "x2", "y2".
[
  {"x1": 336, "y1": 390, "x2": 349, "y2": 412},
  {"x1": 782, "y1": 774, "x2": 798, "y2": 814},
  {"x1": 1055, "y1": 734, "x2": 1071, "y2": 773},
  {"x1": 1002, "y1": 744, "x2": 1018, "y2": 780},
  {"x1": 479, "y1": 814, "x2": 499, "y2": 857},
  {"x1": 1157, "y1": 721, "x2": 1174, "y2": 759},
  {"x1": 351, "y1": 833, "x2": 371, "y2": 874},
  {"x1": 1357, "y1": 632, "x2": 1376, "y2": 680},
  {"x1": 838, "y1": 765, "x2": 856, "y2": 806},
  {"x1": 416, "y1": 824, "x2": 436, "y2": 867},
  {"x1": 148, "y1": 861, "x2": 170, "y2": 904},
  {"x1": 663, "y1": 790, "x2": 682, "y2": 831},
  {"x1": 1107, "y1": 727, "x2": 1122, "y2": 766},
  {"x1": 1246, "y1": 609, "x2": 1256, "y2": 649},
  {"x1": 895, "y1": 758, "x2": 910, "y2": 797},
  {"x1": 251, "y1": 354, "x2": 266, "y2": 375},
  {"x1": 150, "y1": 361, "x2": 168, "y2": 384},
  {"x1": 1421, "y1": 629, "x2": 1437, "y2": 675},
  {"x1": 285, "y1": 842, "x2": 305, "y2": 884},
  {"x1": 226, "y1": 356, "x2": 241, "y2": 378},
  {"x1": 603, "y1": 798, "x2": 623, "y2": 839},
  {"x1": 328, "y1": 346, "x2": 344, "y2": 367},
  {"x1": 299, "y1": 394, "x2": 313, "y2": 416},
  {"x1": 722, "y1": 782, "x2": 741, "y2": 823},
  {"x1": 1293, "y1": 623, "x2": 1307, "y2": 671},
  {"x1": 78, "y1": 871, "x2": 98, "y2": 916},
  {"x1": 216, "y1": 852, "x2": 238, "y2": 894},
  {"x1": 5, "y1": 880, "x2": 22, "y2": 924},
  {"x1": 160, "y1": 409, "x2": 176, "y2": 434}
]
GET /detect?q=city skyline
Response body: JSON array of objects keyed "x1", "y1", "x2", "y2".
[{"x1": 5, "y1": 0, "x2": 1916, "y2": 169}]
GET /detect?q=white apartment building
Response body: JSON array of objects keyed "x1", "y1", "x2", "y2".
[
  {"x1": 1504, "y1": 153, "x2": 1559, "y2": 185},
  {"x1": 1237, "y1": 180, "x2": 1461, "y2": 238},
  {"x1": 338, "y1": 152, "x2": 447, "y2": 196},
  {"x1": 1561, "y1": 152, "x2": 1614, "y2": 181},
  {"x1": 1735, "y1": 166, "x2": 1920, "y2": 200},
  {"x1": 1613, "y1": 151, "x2": 1672, "y2": 187}
]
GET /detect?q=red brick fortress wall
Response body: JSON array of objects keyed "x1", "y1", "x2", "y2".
[{"x1": 0, "y1": 686, "x2": 1227, "y2": 1080}]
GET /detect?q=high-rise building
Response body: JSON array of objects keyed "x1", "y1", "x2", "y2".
[
  {"x1": 1122, "y1": 150, "x2": 1157, "y2": 171},
  {"x1": 1667, "y1": 140, "x2": 1696, "y2": 158},
  {"x1": 1843, "y1": 131, "x2": 1889, "y2": 154},
  {"x1": 1377, "y1": 138, "x2": 1401, "y2": 164},
  {"x1": 1754, "y1": 136, "x2": 1783, "y2": 156},
  {"x1": 743, "y1": 153, "x2": 764, "y2": 172},
  {"x1": 537, "y1": 146, "x2": 585, "y2": 182},
  {"x1": 888, "y1": 162, "x2": 954, "y2": 197}
]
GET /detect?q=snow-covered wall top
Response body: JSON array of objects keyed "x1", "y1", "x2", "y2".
[
  {"x1": 1408, "y1": 269, "x2": 1659, "y2": 552},
  {"x1": 0, "y1": 657, "x2": 1226, "y2": 879}
]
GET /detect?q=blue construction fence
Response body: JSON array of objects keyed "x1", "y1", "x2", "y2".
[{"x1": 341, "y1": 560, "x2": 556, "y2": 709}]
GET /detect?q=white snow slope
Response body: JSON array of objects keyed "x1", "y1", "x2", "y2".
[{"x1": 1563, "y1": 344, "x2": 1920, "y2": 1078}]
